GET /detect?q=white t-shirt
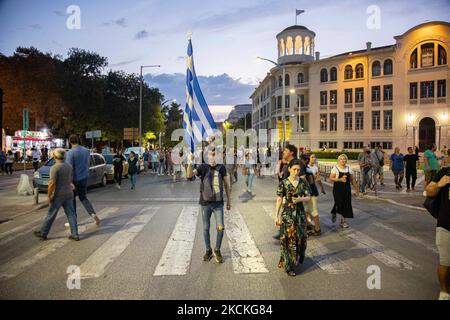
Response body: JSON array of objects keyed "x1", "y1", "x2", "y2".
[{"x1": 331, "y1": 165, "x2": 353, "y2": 176}]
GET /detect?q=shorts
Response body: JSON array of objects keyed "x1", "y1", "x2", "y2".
[
  {"x1": 436, "y1": 227, "x2": 450, "y2": 266},
  {"x1": 425, "y1": 170, "x2": 437, "y2": 184},
  {"x1": 373, "y1": 166, "x2": 383, "y2": 175}
]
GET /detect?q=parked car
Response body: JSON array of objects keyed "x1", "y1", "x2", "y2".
[
  {"x1": 33, "y1": 152, "x2": 107, "y2": 192},
  {"x1": 103, "y1": 154, "x2": 129, "y2": 183}
]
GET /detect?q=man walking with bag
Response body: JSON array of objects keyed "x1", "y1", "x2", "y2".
[{"x1": 194, "y1": 150, "x2": 231, "y2": 264}]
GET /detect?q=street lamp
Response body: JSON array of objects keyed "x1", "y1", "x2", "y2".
[
  {"x1": 140, "y1": 65, "x2": 161, "y2": 153},
  {"x1": 256, "y1": 56, "x2": 287, "y2": 147}
]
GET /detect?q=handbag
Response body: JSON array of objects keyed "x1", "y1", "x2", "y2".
[
  {"x1": 242, "y1": 166, "x2": 249, "y2": 176},
  {"x1": 424, "y1": 196, "x2": 439, "y2": 219}
]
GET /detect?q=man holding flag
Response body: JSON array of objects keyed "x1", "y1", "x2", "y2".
[{"x1": 183, "y1": 35, "x2": 231, "y2": 264}]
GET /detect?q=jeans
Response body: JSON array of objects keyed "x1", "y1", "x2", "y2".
[
  {"x1": 151, "y1": 161, "x2": 159, "y2": 173},
  {"x1": 158, "y1": 161, "x2": 165, "y2": 174},
  {"x1": 405, "y1": 169, "x2": 417, "y2": 189},
  {"x1": 360, "y1": 167, "x2": 371, "y2": 193},
  {"x1": 245, "y1": 173, "x2": 254, "y2": 192},
  {"x1": 201, "y1": 202, "x2": 225, "y2": 251},
  {"x1": 114, "y1": 167, "x2": 123, "y2": 185},
  {"x1": 73, "y1": 179, "x2": 96, "y2": 216},
  {"x1": 41, "y1": 197, "x2": 78, "y2": 237},
  {"x1": 393, "y1": 170, "x2": 404, "y2": 187},
  {"x1": 130, "y1": 174, "x2": 137, "y2": 188}
]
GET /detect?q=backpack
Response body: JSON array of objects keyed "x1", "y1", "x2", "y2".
[{"x1": 200, "y1": 164, "x2": 225, "y2": 203}]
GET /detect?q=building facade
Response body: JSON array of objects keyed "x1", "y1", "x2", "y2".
[
  {"x1": 227, "y1": 104, "x2": 252, "y2": 124},
  {"x1": 250, "y1": 21, "x2": 450, "y2": 152}
]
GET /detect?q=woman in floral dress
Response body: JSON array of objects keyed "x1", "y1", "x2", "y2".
[{"x1": 275, "y1": 159, "x2": 312, "y2": 276}]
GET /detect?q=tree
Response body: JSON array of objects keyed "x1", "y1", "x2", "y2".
[{"x1": 163, "y1": 102, "x2": 183, "y2": 147}]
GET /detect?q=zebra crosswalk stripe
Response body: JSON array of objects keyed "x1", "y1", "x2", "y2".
[
  {"x1": 80, "y1": 206, "x2": 159, "y2": 279},
  {"x1": 153, "y1": 206, "x2": 199, "y2": 276},
  {"x1": 0, "y1": 206, "x2": 120, "y2": 281},
  {"x1": 225, "y1": 208, "x2": 268, "y2": 274}
]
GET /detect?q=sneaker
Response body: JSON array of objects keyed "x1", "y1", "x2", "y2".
[
  {"x1": 380, "y1": 183, "x2": 385, "y2": 186},
  {"x1": 34, "y1": 231, "x2": 47, "y2": 240},
  {"x1": 68, "y1": 235, "x2": 80, "y2": 241},
  {"x1": 340, "y1": 221, "x2": 349, "y2": 228},
  {"x1": 214, "y1": 248, "x2": 223, "y2": 263},
  {"x1": 203, "y1": 249, "x2": 213, "y2": 261},
  {"x1": 406, "y1": 188, "x2": 411, "y2": 192},
  {"x1": 438, "y1": 292, "x2": 450, "y2": 300},
  {"x1": 116, "y1": 184, "x2": 120, "y2": 190},
  {"x1": 311, "y1": 229, "x2": 322, "y2": 236}
]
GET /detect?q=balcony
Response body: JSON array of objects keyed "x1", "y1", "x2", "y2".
[
  {"x1": 329, "y1": 104, "x2": 337, "y2": 110},
  {"x1": 294, "y1": 82, "x2": 309, "y2": 88},
  {"x1": 355, "y1": 102, "x2": 364, "y2": 108},
  {"x1": 320, "y1": 105, "x2": 327, "y2": 110},
  {"x1": 344, "y1": 103, "x2": 353, "y2": 109},
  {"x1": 420, "y1": 98, "x2": 434, "y2": 104},
  {"x1": 371, "y1": 101, "x2": 381, "y2": 107},
  {"x1": 437, "y1": 97, "x2": 447, "y2": 104},
  {"x1": 383, "y1": 101, "x2": 393, "y2": 107},
  {"x1": 409, "y1": 99, "x2": 418, "y2": 105}
]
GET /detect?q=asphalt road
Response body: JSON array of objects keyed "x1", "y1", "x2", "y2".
[{"x1": 0, "y1": 170, "x2": 440, "y2": 300}]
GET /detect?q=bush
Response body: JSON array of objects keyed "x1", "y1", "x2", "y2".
[{"x1": 313, "y1": 151, "x2": 360, "y2": 160}]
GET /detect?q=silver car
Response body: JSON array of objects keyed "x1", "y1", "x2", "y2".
[{"x1": 33, "y1": 152, "x2": 108, "y2": 192}]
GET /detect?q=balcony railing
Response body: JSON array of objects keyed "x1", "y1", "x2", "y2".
[
  {"x1": 420, "y1": 97, "x2": 434, "y2": 104},
  {"x1": 355, "y1": 102, "x2": 364, "y2": 108},
  {"x1": 371, "y1": 101, "x2": 381, "y2": 107},
  {"x1": 344, "y1": 103, "x2": 353, "y2": 108},
  {"x1": 437, "y1": 97, "x2": 446, "y2": 104},
  {"x1": 329, "y1": 104, "x2": 337, "y2": 109},
  {"x1": 295, "y1": 82, "x2": 309, "y2": 88},
  {"x1": 409, "y1": 99, "x2": 418, "y2": 105},
  {"x1": 383, "y1": 101, "x2": 393, "y2": 106}
]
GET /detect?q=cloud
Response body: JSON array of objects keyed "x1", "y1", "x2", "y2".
[
  {"x1": 134, "y1": 30, "x2": 149, "y2": 40},
  {"x1": 103, "y1": 17, "x2": 128, "y2": 27},
  {"x1": 30, "y1": 24, "x2": 42, "y2": 30},
  {"x1": 109, "y1": 57, "x2": 142, "y2": 67},
  {"x1": 144, "y1": 73, "x2": 254, "y2": 108}
]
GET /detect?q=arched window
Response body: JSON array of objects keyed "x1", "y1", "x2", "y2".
[
  {"x1": 421, "y1": 43, "x2": 434, "y2": 67},
  {"x1": 344, "y1": 65, "x2": 353, "y2": 80},
  {"x1": 410, "y1": 48, "x2": 418, "y2": 69},
  {"x1": 372, "y1": 61, "x2": 381, "y2": 76},
  {"x1": 320, "y1": 68, "x2": 328, "y2": 82},
  {"x1": 438, "y1": 44, "x2": 447, "y2": 65},
  {"x1": 330, "y1": 67, "x2": 337, "y2": 81},
  {"x1": 297, "y1": 73, "x2": 304, "y2": 84},
  {"x1": 295, "y1": 36, "x2": 302, "y2": 54},
  {"x1": 285, "y1": 74, "x2": 290, "y2": 86},
  {"x1": 286, "y1": 37, "x2": 293, "y2": 55},
  {"x1": 279, "y1": 39, "x2": 285, "y2": 57},
  {"x1": 383, "y1": 59, "x2": 393, "y2": 75},
  {"x1": 278, "y1": 75, "x2": 283, "y2": 87},
  {"x1": 355, "y1": 63, "x2": 364, "y2": 78}
]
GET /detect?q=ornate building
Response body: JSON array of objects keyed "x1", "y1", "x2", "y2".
[{"x1": 251, "y1": 21, "x2": 450, "y2": 152}]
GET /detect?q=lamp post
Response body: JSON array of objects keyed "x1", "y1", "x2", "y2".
[
  {"x1": 256, "y1": 56, "x2": 286, "y2": 147},
  {"x1": 140, "y1": 65, "x2": 161, "y2": 153}
]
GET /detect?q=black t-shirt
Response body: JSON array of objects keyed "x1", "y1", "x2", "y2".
[
  {"x1": 403, "y1": 154, "x2": 419, "y2": 171},
  {"x1": 196, "y1": 164, "x2": 227, "y2": 205},
  {"x1": 433, "y1": 168, "x2": 450, "y2": 231}
]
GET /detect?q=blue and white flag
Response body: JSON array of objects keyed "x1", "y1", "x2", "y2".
[{"x1": 183, "y1": 36, "x2": 217, "y2": 153}]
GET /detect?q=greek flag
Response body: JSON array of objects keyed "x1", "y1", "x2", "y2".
[{"x1": 183, "y1": 36, "x2": 217, "y2": 153}]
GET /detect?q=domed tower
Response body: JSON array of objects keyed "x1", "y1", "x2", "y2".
[{"x1": 277, "y1": 25, "x2": 316, "y2": 65}]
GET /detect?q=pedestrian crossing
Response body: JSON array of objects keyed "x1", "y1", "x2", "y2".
[{"x1": 0, "y1": 201, "x2": 438, "y2": 283}]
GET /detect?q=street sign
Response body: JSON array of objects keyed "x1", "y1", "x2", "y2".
[
  {"x1": 23, "y1": 109, "x2": 29, "y2": 131},
  {"x1": 123, "y1": 128, "x2": 139, "y2": 140},
  {"x1": 86, "y1": 130, "x2": 102, "y2": 139}
]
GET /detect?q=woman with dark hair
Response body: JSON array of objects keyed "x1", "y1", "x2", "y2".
[
  {"x1": 127, "y1": 151, "x2": 139, "y2": 190},
  {"x1": 275, "y1": 159, "x2": 311, "y2": 276}
]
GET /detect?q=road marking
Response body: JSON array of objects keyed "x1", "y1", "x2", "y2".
[
  {"x1": 0, "y1": 207, "x2": 120, "y2": 281},
  {"x1": 338, "y1": 226, "x2": 420, "y2": 270},
  {"x1": 0, "y1": 216, "x2": 44, "y2": 246},
  {"x1": 153, "y1": 206, "x2": 199, "y2": 276},
  {"x1": 80, "y1": 206, "x2": 159, "y2": 279},
  {"x1": 307, "y1": 239, "x2": 351, "y2": 274},
  {"x1": 372, "y1": 222, "x2": 438, "y2": 254},
  {"x1": 225, "y1": 208, "x2": 268, "y2": 274},
  {"x1": 264, "y1": 205, "x2": 350, "y2": 274}
]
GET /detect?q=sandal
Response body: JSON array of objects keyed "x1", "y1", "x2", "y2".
[
  {"x1": 287, "y1": 271, "x2": 296, "y2": 277},
  {"x1": 311, "y1": 229, "x2": 322, "y2": 236},
  {"x1": 340, "y1": 221, "x2": 349, "y2": 228}
]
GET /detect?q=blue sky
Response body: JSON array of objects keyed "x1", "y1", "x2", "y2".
[{"x1": 1, "y1": 0, "x2": 449, "y2": 120}]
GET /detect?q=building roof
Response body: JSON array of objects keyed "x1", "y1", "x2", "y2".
[
  {"x1": 394, "y1": 21, "x2": 450, "y2": 40},
  {"x1": 325, "y1": 44, "x2": 395, "y2": 60},
  {"x1": 277, "y1": 25, "x2": 316, "y2": 37}
]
